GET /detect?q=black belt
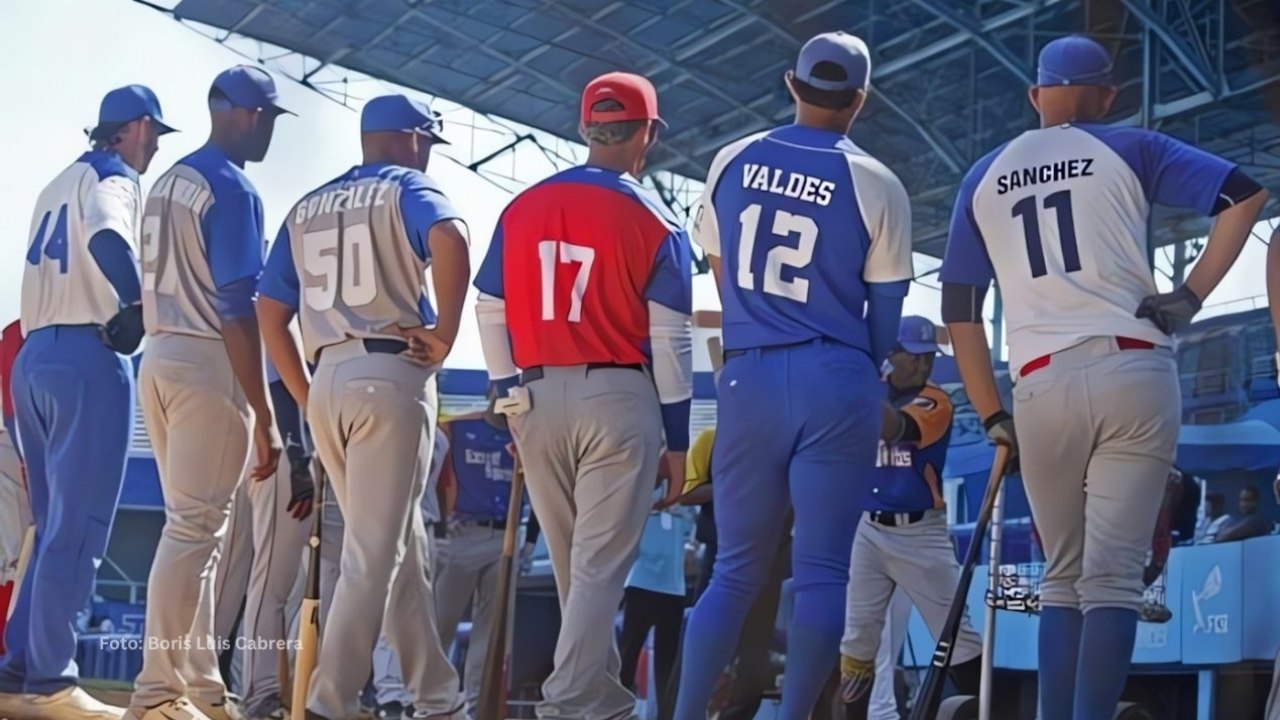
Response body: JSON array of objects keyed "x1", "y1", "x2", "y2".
[
  {"x1": 723, "y1": 337, "x2": 854, "y2": 362},
  {"x1": 316, "y1": 338, "x2": 408, "y2": 362},
  {"x1": 521, "y1": 362, "x2": 645, "y2": 384},
  {"x1": 457, "y1": 517, "x2": 507, "y2": 531},
  {"x1": 867, "y1": 510, "x2": 927, "y2": 527}
]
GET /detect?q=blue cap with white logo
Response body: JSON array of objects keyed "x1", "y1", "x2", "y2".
[
  {"x1": 1037, "y1": 35, "x2": 1114, "y2": 87},
  {"x1": 211, "y1": 65, "x2": 294, "y2": 115},
  {"x1": 360, "y1": 95, "x2": 449, "y2": 145},
  {"x1": 897, "y1": 316, "x2": 940, "y2": 355},
  {"x1": 90, "y1": 84, "x2": 177, "y2": 140},
  {"x1": 795, "y1": 31, "x2": 871, "y2": 93}
]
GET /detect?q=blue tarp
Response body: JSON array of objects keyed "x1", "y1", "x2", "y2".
[{"x1": 1176, "y1": 418, "x2": 1280, "y2": 474}]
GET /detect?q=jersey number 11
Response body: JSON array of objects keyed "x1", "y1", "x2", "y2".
[{"x1": 1013, "y1": 190, "x2": 1081, "y2": 278}]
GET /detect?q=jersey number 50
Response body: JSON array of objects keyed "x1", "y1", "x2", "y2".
[
  {"x1": 303, "y1": 225, "x2": 377, "y2": 311},
  {"x1": 736, "y1": 204, "x2": 817, "y2": 303}
]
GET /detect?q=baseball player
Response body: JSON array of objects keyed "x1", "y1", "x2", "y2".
[
  {"x1": 838, "y1": 317, "x2": 982, "y2": 718},
  {"x1": 675, "y1": 31, "x2": 913, "y2": 720},
  {"x1": 1, "y1": 320, "x2": 21, "y2": 449},
  {"x1": 474, "y1": 70, "x2": 693, "y2": 720},
  {"x1": 939, "y1": 35, "x2": 1267, "y2": 720},
  {"x1": 256, "y1": 93, "x2": 469, "y2": 720},
  {"x1": 129, "y1": 66, "x2": 291, "y2": 720},
  {"x1": 431, "y1": 411, "x2": 537, "y2": 719},
  {"x1": 0, "y1": 84, "x2": 173, "y2": 720},
  {"x1": 0, "y1": 319, "x2": 23, "y2": 652}
]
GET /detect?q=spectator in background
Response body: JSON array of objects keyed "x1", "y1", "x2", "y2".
[
  {"x1": 618, "y1": 488, "x2": 697, "y2": 719},
  {"x1": 1195, "y1": 493, "x2": 1232, "y2": 544},
  {"x1": 1171, "y1": 467, "x2": 1200, "y2": 545},
  {"x1": 1215, "y1": 484, "x2": 1272, "y2": 542}
]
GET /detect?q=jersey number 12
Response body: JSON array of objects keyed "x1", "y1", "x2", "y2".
[
  {"x1": 736, "y1": 204, "x2": 818, "y2": 303},
  {"x1": 1013, "y1": 190, "x2": 1080, "y2": 278}
]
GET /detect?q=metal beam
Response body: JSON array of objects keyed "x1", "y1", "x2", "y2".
[
  {"x1": 1119, "y1": 0, "x2": 1220, "y2": 96},
  {"x1": 874, "y1": 91, "x2": 965, "y2": 173},
  {"x1": 906, "y1": 0, "x2": 1033, "y2": 84}
]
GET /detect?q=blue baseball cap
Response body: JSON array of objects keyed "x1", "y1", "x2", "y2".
[
  {"x1": 360, "y1": 95, "x2": 449, "y2": 145},
  {"x1": 210, "y1": 65, "x2": 293, "y2": 115},
  {"x1": 794, "y1": 31, "x2": 871, "y2": 93},
  {"x1": 90, "y1": 84, "x2": 177, "y2": 140},
  {"x1": 1037, "y1": 35, "x2": 1114, "y2": 87},
  {"x1": 897, "y1": 316, "x2": 940, "y2": 355}
]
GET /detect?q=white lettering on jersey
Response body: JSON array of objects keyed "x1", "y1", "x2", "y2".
[
  {"x1": 875, "y1": 440, "x2": 913, "y2": 468},
  {"x1": 464, "y1": 448, "x2": 514, "y2": 482},
  {"x1": 152, "y1": 174, "x2": 211, "y2": 212},
  {"x1": 294, "y1": 183, "x2": 390, "y2": 225},
  {"x1": 740, "y1": 163, "x2": 836, "y2": 206}
]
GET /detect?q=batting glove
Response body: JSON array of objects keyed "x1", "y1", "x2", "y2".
[
  {"x1": 101, "y1": 303, "x2": 145, "y2": 355},
  {"x1": 287, "y1": 460, "x2": 315, "y2": 520},
  {"x1": 1135, "y1": 285, "x2": 1201, "y2": 336},
  {"x1": 839, "y1": 655, "x2": 875, "y2": 704},
  {"x1": 983, "y1": 409, "x2": 1020, "y2": 474}
]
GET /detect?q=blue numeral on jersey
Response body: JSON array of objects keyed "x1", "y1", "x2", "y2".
[
  {"x1": 1013, "y1": 190, "x2": 1080, "y2": 278},
  {"x1": 26, "y1": 204, "x2": 70, "y2": 274}
]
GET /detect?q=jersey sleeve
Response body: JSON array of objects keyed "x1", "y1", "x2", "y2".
[
  {"x1": 257, "y1": 221, "x2": 300, "y2": 310},
  {"x1": 473, "y1": 207, "x2": 509, "y2": 299},
  {"x1": 938, "y1": 159, "x2": 996, "y2": 288},
  {"x1": 1136, "y1": 131, "x2": 1237, "y2": 216},
  {"x1": 203, "y1": 188, "x2": 265, "y2": 289},
  {"x1": 645, "y1": 229, "x2": 693, "y2": 314},
  {"x1": 850, "y1": 156, "x2": 915, "y2": 284},
  {"x1": 900, "y1": 385, "x2": 953, "y2": 449},
  {"x1": 83, "y1": 175, "x2": 141, "y2": 250},
  {"x1": 399, "y1": 172, "x2": 465, "y2": 261}
]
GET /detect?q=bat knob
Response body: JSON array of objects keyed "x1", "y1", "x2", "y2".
[{"x1": 310, "y1": 537, "x2": 320, "y2": 549}]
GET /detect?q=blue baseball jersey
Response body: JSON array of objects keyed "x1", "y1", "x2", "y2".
[
  {"x1": 939, "y1": 123, "x2": 1236, "y2": 375},
  {"x1": 626, "y1": 505, "x2": 695, "y2": 597},
  {"x1": 446, "y1": 417, "x2": 516, "y2": 521},
  {"x1": 257, "y1": 163, "x2": 462, "y2": 363},
  {"x1": 22, "y1": 151, "x2": 141, "y2": 335},
  {"x1": 866, "y1": 384, "x2": 953, "y2": 513},
  {"x1": 692, "y1": 125, "x2": 914, "y2": 353},
  {"x1": 142, "y1": 144, "x2": 265, "y2": 338}
]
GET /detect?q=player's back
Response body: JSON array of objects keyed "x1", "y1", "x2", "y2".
[
  {"x1": 285, "y1": 163, "x2": 437, "y2": 363},
  {"x1": 21, "y1": 152, "x2": 140, "y2": 336},
  {"x1": 956, "y1": 122, "x2": 1230, "y2": 370},
  {"x1": 142, "y1": 144, "x2": 262, "y2": 339},
  {"x1": 496, "y1": 165, "x2": 683, "y2": 368},
  {"x1": 700, "y1": 125, "x2": 909, "y2": 353}
]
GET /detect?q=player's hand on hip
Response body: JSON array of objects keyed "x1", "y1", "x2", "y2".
[
  {"x1": 287, "y1": 461, "x2": 315, "y2": 521},
  {"x1": 655, "y1": 451, "x2": 687, "y2": 510},
  {"x1": 251, "y1": 418, "x2": 283, "y2": 482},
  {"x1": 395, "y1": 325, "x2": 452, "y2": 365},
  {"x1": 1135, "y1": 285, "x2": 1202, "y2": 336}
]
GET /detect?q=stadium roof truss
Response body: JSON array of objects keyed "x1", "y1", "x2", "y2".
[{"x1": 142, "y1": 0, "x2": 1280, "y2": 259}]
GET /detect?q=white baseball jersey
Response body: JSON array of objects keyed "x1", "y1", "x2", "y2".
[
  {"x1": 939, "y1": 122, "x2": 1236, "y2": 375},
  {"x1": 20, "y1": 151, "x2": 141, "y2": 335}
]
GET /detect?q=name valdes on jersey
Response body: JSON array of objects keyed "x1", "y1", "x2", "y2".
[
  {"x1": 693, "y1": 125, "x2": 914, "y2": 353},
  {"x1": 939, "y1": 123, "x2": 1236, "y2": 374}
]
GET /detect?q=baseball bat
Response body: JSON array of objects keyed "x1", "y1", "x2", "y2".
[
  {"x1": 907, "y1": 444, "x2": 1009, "y2": 720},
  {"x1": 476, "y1": 451, "x2": 524, "y2": 720},
  {"x1": 290, "y1": 467, "x2": 326, "y2": 720}
]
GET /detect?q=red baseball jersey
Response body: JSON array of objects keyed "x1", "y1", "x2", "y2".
[
  {"x1": 0, "y1": 321, "x2": 21, "y2": 422},
  {"x1": 475, "y1": 166, "x2": 691, "y2": 368}
]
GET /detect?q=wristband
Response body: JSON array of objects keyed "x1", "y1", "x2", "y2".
[{"x1": 983, "y1": 409, "x2": 1012, "y2": 432}]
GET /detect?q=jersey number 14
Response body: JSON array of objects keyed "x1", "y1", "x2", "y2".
[{"x1": 26, "y1": 204, "x2": 69, "y2": 274}]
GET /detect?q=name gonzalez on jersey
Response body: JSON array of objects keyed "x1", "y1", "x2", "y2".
[
  {"x1": 294, "y1": 182, "x2": 392, "y2": 225},
  {"x1": 996, "y1": 158, "x2": 1094, "y2": 194},
  {"x1": 741, "y1": 163, "x2": 836, "y2": 207}
]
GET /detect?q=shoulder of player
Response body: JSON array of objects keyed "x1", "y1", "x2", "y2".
[
  {"x1": 75, "y1": 150, "x2": 138, "y2": 184},
  {"x1": 177, "y1": 145, "x2": 260, "y2": 202},
  {"x1": 709, "y1": 130, "x2": 770, "y2": 175},
  {"x1": 519, "y1": 166, "x2": 681, "y2": 232},
  {"x1": 842, "y1": 147, "x2": 908, "y2": 201}
]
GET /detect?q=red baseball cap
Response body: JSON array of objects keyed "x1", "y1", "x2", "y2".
[{"x1": 580, "y1": 72, "x2": 665, "y2": 127}]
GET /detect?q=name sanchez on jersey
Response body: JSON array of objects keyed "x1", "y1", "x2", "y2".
[
  {"x1": 293, "y1": 182, "x2": 391, "y2": 225},
  {"x1": 741, "y1": 163, "x2": 836, "y2": 206},
  {"x1": 996, "y1": 158, "x2": 1094, "y2": 195}
]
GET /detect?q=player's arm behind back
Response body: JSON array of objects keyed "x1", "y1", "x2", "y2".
[{"x1": 649, "y1": 227, "x2": 695, "y2": 509}]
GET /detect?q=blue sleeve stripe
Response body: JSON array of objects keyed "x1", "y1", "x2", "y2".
[{"x1": 661, "y1": 399, "x2": 691, "y2": 453}]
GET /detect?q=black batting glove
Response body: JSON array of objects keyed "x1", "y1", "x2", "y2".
[
  {"x1": 287, "y1": 459, "x2": 315, "y2": 521},
  {"x1": 983, "y1": 409, "x2": 1020, "y2": 474},
  {"x1": 101, "y1": 304, "x2": 145, "y2": 355},
  {"x1": 1136, "y1": 285, "x2": 1201, "y2": 336}
]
